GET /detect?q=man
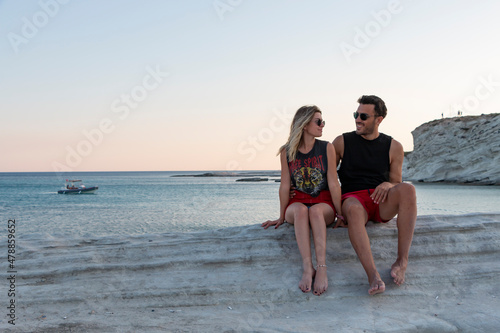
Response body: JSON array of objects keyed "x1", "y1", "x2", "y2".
[{"x1": 333, "y1": 95, "x2": 417, "y2": 295}]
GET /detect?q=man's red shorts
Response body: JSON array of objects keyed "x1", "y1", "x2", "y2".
[{"x1": 341, "y1": 189, "x2": 390, "y2": 223}]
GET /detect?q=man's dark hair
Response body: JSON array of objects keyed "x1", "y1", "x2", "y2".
[{"x1": 357, "y1": 95, "x2": 387, "y2": 118}]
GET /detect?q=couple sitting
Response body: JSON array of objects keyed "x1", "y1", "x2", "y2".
[{"x1": 262, "y1": 95, "x2": 417, "y2": 296}]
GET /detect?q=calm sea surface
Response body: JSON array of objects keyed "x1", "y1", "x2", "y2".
[{"x1": 1, "y1": 171, "x2": 499, "y2": 239}]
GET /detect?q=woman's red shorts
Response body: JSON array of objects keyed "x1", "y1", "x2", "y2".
[{"x1": 286, "y1": 190, "x2": 335, "y2": 214}]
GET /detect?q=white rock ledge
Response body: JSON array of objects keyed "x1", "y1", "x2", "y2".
[
  {"x1": 4, "y1": 213, "x2": 500, "y2": 332},
  {"x1": 403, "y1": 113, "x2": 500, "y2": 185}
]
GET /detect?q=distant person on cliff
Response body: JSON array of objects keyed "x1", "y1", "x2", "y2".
[
  {"x1": 262, "y1": 105, "x2": 344, "y2": 296},
  {"x1": 333, "y1": 95, "x2": 417, "y2": 295}
]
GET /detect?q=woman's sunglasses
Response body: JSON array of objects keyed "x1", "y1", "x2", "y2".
[
  {"x1": 315, "y1": 118, "x2": 325, "y2": 126},
  {"x1": 353, "y1": 112, "x2": 374, "y2": 121}
]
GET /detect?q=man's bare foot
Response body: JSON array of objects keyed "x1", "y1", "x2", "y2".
[
  {"x1": 368, "y1": 275, "x2": 385, "y2": 295},
  {"x1": 313, "y1": 265, "x2": 328, "y2": 296},
  {"x1": 299, "y1": 267, "x2": 315, "y2": 293},
  {"x1": 391, "y1": 260, "x2": 407, "y2": 286}
]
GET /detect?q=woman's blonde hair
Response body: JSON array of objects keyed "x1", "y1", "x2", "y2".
[{"x1": 278, "y1": 105, "x2": 321, "y2": 161}]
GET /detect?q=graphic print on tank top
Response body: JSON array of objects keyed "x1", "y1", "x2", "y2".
[{"x1": 288, "y1": 140, "x2": 328, "y2": 198}]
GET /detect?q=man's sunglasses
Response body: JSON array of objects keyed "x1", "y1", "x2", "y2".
[
  {"x1": 353, "y1": 112, "x2": 374, "y2": 121},
  {"x1": 315, "y1": 118, "x2": 325, "y2": 126}
]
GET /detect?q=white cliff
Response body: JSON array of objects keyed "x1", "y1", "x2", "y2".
[{"x1": 403, "y1": 113, "x2": 500, "y2": 184}]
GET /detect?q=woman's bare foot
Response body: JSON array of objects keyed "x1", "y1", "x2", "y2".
[
  {"x1": 368, "y1": 273, "x2": 385, "y2": 295},
  {"x1": 391, "y1": 259, "x2": 408, "y2": 286},
  {"x1": 313, "y1": 265, "x2": 328, "y2": 296},
  {"x1": 299, "y1": 267, "x2": 315, "y2": 293}
]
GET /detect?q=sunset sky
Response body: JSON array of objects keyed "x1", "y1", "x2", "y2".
[{"x1": 2, "y1": 0, "x2": 499, "y2": 172}]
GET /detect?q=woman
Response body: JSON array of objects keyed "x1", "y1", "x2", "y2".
[{"x1": 262, "y1": 105, "x2": 344, "y2": 296}]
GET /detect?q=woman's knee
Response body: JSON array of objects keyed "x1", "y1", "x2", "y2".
[
  {"x1": 296, "y1": 205, "x2": 309, "y2": 217},
  {"x1": 286, "y1": 204, "x2": 309, "y2": 223},
  {"x1": 309, "y1": 204, "x2": 334, "y2": 224},
  {"x1": 308, "y1": 205, "x2": 322, "y2": 220}
]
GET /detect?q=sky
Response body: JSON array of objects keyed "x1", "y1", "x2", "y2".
[{"x1": 1, "y1": 0, "x2": 499, "y2": 172}]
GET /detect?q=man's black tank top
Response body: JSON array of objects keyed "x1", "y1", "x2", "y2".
[{"x1": 338, "y1": 131, "x2": 392, "y2": 194}]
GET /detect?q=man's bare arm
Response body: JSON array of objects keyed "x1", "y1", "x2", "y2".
[
  {"x1": 370, "y1": 139, "x2": 404, "y2": 204},
  {"x1": 388, "y1": 139, "x2": 404, "y2": 184},
  {"x1": 332, "y1": 135, "x2": 344, "y2": 167}
]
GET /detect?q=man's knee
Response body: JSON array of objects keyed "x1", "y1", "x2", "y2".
[
  {"x1": 391, "y1": 182, "x2": 416, "y2": 203},
  {"x1": 343, "y1": 198, "x2": 367, "y2": 224}
]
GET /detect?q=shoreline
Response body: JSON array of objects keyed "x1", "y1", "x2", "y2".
[
  {"x1": 3, "y1": 213, "x2": 500, "y2": 332},
  {"x1": 172, "y1": 171, "x2": 500, "y2": 186},
  {"x1": 3, "y1": 170, "x2": 499, "y2": 185},
  {"x1": 406, "y1": 179, "x2": 500, "y2": 186}
]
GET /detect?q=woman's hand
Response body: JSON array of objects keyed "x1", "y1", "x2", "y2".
[
  {"x1": 332, "y1": 214, "x2": 347, "y2": 229},
  {"x1": 261, "y1": 218, "x2": 285, "y2": 229}
]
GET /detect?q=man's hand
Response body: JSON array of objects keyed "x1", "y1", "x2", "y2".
[
  {"x1": 370, "y1": 182, "x2": 394, "y2": 204},
  {"x1": 289, "y1": 186, "x2": 296, "y2": 199},
  {"x1": 261, "y1": 218, "x2": 285, "y2": 229}
]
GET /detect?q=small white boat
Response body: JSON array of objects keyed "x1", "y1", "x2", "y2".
[{"x1": 58, "y1": 179, "x2": 98, "y2": 194}]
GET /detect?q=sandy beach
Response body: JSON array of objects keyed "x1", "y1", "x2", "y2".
[{"x1": 3, "y1": 213, "x2": 500, "y2": 332}]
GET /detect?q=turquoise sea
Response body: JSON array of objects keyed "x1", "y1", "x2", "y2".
[{"x1": 1, "y1": 171, "x2": 500, "y2": 239}]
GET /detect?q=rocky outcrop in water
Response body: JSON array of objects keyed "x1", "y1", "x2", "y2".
[
  {"x1": 235, "y1": 177, "x2": 269, "y2": 182},
  {"x1": 403, "y1": 113, "x2": 500, "y2": 184}
]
